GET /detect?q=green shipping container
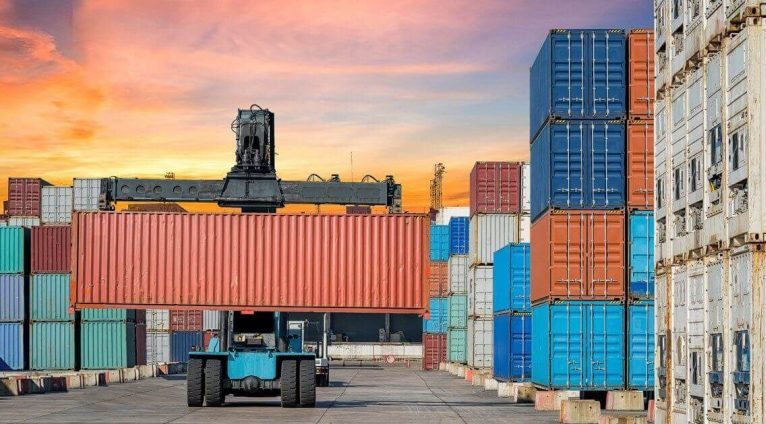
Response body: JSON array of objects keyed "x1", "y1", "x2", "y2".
[
  {"x1": 30, "y1": 274, "x2": 73, "y2": 321},
  {"x1": 30, "y1": 321, "x2": 76, "y2": 370},
  {"x1": 80, "y1": 321, "x2": 136, "y2": 369},
  {"x1": 448, "y1": 294, "x2": 468, "y2": 328},
  {"x1": 81, "y1": 308, "x2": 137, "y2": 322},
  {"x1": 0, "y1": 227, "x2": 26, "y2": 274},
  {"x1": 448, "y1": 327, "x2": 467, "y2": 363}
]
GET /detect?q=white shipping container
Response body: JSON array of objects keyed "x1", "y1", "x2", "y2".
[
  {"x1": 672, "y1": 265, "x2": 688, "y2": 381},
  {"x1": 73, "y1": 178, "x2": 102, "y2": 211},
  {"x1": 519, "y1": 214, "x2": 530, "y2": 243},
  {"x1": 203, "y1": 310, "x2": 224, "y2": 331},
  {"x1": 146, "y1": 309, "x2": 170, "y2": 332},
  {"x1": 8, "y1": 216, "x2": 39, "y2": 227},
  {"x1": 729, "y1": 249, "x2": 753, "y2": 332},
  {"x1": 41, "y1": 186, "x2": 73, "y2": 224},
  {"x1": 703, "y1": 51, "x2": 726, "y2": 248},
  {"x1": 468, "y1": 214, "x2": 519, "y2": 265},
  {"x1": 704, "y1": 0, "x2": 726, "y2": 49},
  {"x1": 0, "y1": 220, "x2": 6, "y2": 227},
  {"x1": 468, "y1": 265, "x2": 492, "y2": 317},
  {"x1": 704, "y1": 254, "x2": 726, "y2": 416},
  {"x1": 656, "y1": 93, "x2": 671, "y2": 264},
  {"x1": 726, "y1": 0, "x2": 764, "y2": 24},
  {"x1": 435, "y1": 207, "x2": 469, "y2": 225},
  {"x1": 687, "y1": 261, "x2": 705, "y2": 399},
  {"x1": 448, "y1": 255, "x2": 469, "y2": 294},
  {"x1": 146, "y1": 331, "x2": 170, "y2": 365},
  {"x1": 466, "y1": 317, "x2": 492, "y2": 369},
  {"x1": 521, "y1": 163, "x2": 530, "y2": 215}
]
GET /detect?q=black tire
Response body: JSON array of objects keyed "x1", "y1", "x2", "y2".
[
  {"x1": 280, "y1": 360, "x2": 298, "y2": 407},
  {"x1": 204, "y1": 358, "x2": 225, "y2": 407},
  {"x1": 187, "y1": 358, "x2": 204, "y2": 407},
  {"x1": 299, "y1": 360, "x2": 316, "y2": 407}
]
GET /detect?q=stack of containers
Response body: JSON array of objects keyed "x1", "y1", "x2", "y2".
[
  {"x1": 447, "y1": 216, "x2": 469, "y2": 364},
  {"x1": 654, "y1": 6, "x2": 766, "y2": 422},
  {"x1": 492, "y1": 243, "x2": 531, "y2": 382},
  {"x1": 423, "y1": 222, "x2": 450, "y2": 370},
  {"x1": 146, "y1": 309, "x2": 170, "y2": 364},
  {"x1": 6, "y1": 178, "x2": 49, "y2": 227},
  {"x1": 467, "y1": 162, "x2": 525, "y2": 370},
  {"x1": 530, "y1": 29, "x2": 630, "y2": 392},
  {"x1": 169, "y1": 310, "x2": 203, "y2": 363},
  {"x1": 0, "y1": 226, "x2": 27, "y2": 371},
  {"x1": 80, "y1": 308, "x2": 140, "y2": 369}
]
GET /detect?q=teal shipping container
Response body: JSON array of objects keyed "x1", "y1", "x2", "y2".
[
  {"x1": 81, "y1": 308, "x2": 137, "y2": 322},
  {"x1": 0, "y1": 322, "x2": 24, "y2": 370},
  {"x1": 0, "y1": 227, "x2": 26, "y2": 274},
  {"x1": 30, "y1": 321, "x2": 76, "y2": 370},
  {"x1": 423, "y1": 298, "x2": 448, "y2": 333},
  {"x1": 448, "y1": 294, "x2": 468, "y2": 328},
  {"x1": 627, "y1": 301, "x2": 654, "y2": 391},
  {"x1": 30, "y1": 274, "x2": 73, "y2": 321},
  {"x1": 80, "y1": 321, "x2": 137, "y2": 369},
  {"x1": 628, "y1": 210, "x2": 654, "y2": 299},
  {"x1": 430, "y1": 224, "x2": 449, "y2": 261},
  {"x1": 447, "y1": 327, "x2": 467, "y2": 363}
]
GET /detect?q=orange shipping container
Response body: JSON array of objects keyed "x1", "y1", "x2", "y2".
[
  {"x1": 627, "y1": 120, "x2": 654, "y2": 210},
  {"x1": 628, "y1": 29, "x2": 655, "y2": 119},
  {"x1": 71, "y1": 212, "x2": 429, "y2": 314},
  {"x1": 428, "y1": 262, "x2": 448, "y2": 297},
  {"x1": 530, "y1": 210, "x2": 625, "y2": 304}
]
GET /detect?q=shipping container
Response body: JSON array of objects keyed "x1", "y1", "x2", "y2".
[
  {"x1": 469, "y1": 214, "x2": 520, "y2": 265},
  {"x1": 702, "y1": 51, "x2": 726, "y2": 251},
  {"x1": 135, "y1": 324, "x2": 147, "y2": 366},
  {"x1": 423, "y1": 298, "x2": 448, "y2": 333},
  {"x1": 31, "y1": 225, "x2": 71, "y2": 273},
  {"x1": 655, "y1": 94, "x2": 670, "y2": 265},
  {"x1": 203, "y1": 310, "x2": 224, "y2": 331},
  {"x1": 8, "y1": 216, "x2": 39, "y2": 227},
  {"x1": 81, "y1": 308, "x2": 138, "y2": 322},
  {"x1": 626, "y1": 120, "x2": 655, "y2": 210},
  {"x1": 146, "y1": 331, "x2": 170, "y2": 364},
  {"x1": 435, "y1": 207, "x2": 469, "y2": 225},
  {"x1": 447, "y1": 327, "x2": 467, "y2": 364},
  {"x1": 519, "y1": 214, "x2": 530, "y2": 243},
  {"x1": 30, "y1": 321, "x2": 75, "y2": 370},
  {"x1": 30, "y1": 274, "x2": 73, "y2": 321},
  {"x1": 146, "y1": 310, "x2": 170, "y2": 332},
  {"x1": 80, "y1": 321, "x2": 136, "y2": 369},
  {"x1": 169, "y1": 331, "x2": 202, "y2": 363},
  {"x1": 531, "y1": 301, "x2": 625, "y2": 390},
  {"x1": 521, "y1": 163, "x2": 531, "y2": 215},
  {"x1": 7, "y1": 177, "x2": 50, "y2": 217},
  {"x1": 448, "y1": 255, "x2": 469, "y2": 294},
  {"x1": 468, "y1": 265, "x2": 492, "y2": 317},
  {"x1": 422, "y1": 332, "x2": 447, "y2": 371},
  {"x1": 428, "y1": 262, "x2": 448, "y2": 298},
  {"x1": 628, "y1": 210, "x2": 654, "y2": 299},
  {"x1": 0, "y1": 219, "x2": 6, "y2": 227},
  {"x1": 530, "y1": 210, "x2": 626, "y2": 303},
  {"x1": 469, "y1": 162, "x2": 522, "y2": 216},
  {"x1": 628, "y1": 29, "x2": 655, "y2": 119},
  {"x1": 687, "y1": 261, "x2": 705, "y2": 401},
  {"x1": 0, "y1": 227, "x2": 26, "y2": 274},
  {"x1": 493, "y1": 243, "x2": 530, "y2": 313},
  {"x1": 73, "y1": 178, "x2": 103, "y2": 212},
  {"x1": 448, "y1": 294, "x2": 467, "y2": 329},
  {"x1": 71, "y1": 212, "x2": 429, "y2": 313},
  {"x1": 530, "y1": 29, "x2": 626, "y2": 139},
  {"x1": 627, "y1": 301, "x2": 654, "y2": 391},
  {"x1": 530, "y1": 120, "x2": 626, "y2": 221},
  {"x1": 492, "y1": 313, "x2": 531, "y2": 382},
  {"x1": 0, "y1": 274, "x2": 24, "y2": 322},
  {"x1": 0, "y1": 322, "x2": 24, "y2": 370},
  {"x1": 448, "y1": 217, "x2": 469, "y2": 255},
  {"x1": 169, "y1": 310, "x2": 203, "y2": 332},
  {"x1": 430, "y1": 224, "x2": 449, "y2": 261},
  {"x1": 41, "y1": 186, "x2": 73, "y2": 224},
  {"x1": 467, "y1": 317, "x2": 492, "y2": 369}
]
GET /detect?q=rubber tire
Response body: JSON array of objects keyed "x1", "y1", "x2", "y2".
[
  {"x1": 204, "y1": 358, "x2": 225, "y2": 407},
  {"x1": 187, "y1": 358, "x2": 204, "y2": 407},
  {"x1": 280, "y1": 360, "x2": 299, "y2": 407},
  {"x1": 299, "y1": 360, "x2": 317, "y2": 407}
]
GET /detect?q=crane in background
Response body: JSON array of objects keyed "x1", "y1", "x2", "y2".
[{"x1": 429, "y1": 163, "x2": 445, "y2": 218}]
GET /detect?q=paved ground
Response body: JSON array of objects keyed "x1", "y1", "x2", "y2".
[{"x1": 0, "y1": 365, "x2": 559, "y2": 423}]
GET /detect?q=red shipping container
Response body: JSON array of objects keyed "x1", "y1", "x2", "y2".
[
  {"x1": 135, "y1": 324, "x2": 147, "y2": 366},
  {"x1": 31, "y1": 225, "x2": 71, "y2": 273},
  {"x1": 627, "y1": 120, "x2": 654, "y2": 210},
  {"x1": 170, "y1": 310, "x2": 203, "y2": 331},
  {"x1": 628, "y1": 29, "x2": 655, "y2": 119},
  {"x1": 530, "y1": 210, "x2": 625, "y2": 303},
  {"x1": 469, "y1": 162, "x2": 521, "y2": 216},
  {"x1": 422, "y1": 333, "x2": 446, "y2": 370},
  {"x1": 7, "y1": 178, "x2": 50, "y2": 217},
  {"x1": 71, "y1": 212, "x2": 430, "y2": 313},
  {"x1": 428, "y1": 262, "x2": 448, "y2": 297}
]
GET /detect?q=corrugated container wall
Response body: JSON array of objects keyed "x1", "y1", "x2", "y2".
[
  {"x1": 422, "y1": 298, "x2": 448, "y2": 333},
  {"x1": 428, "y1": 262, "x2": 448, "y2": 297},
  {"x1": 627, "y1": 301, "x2": 654, "y2": 391},
  {"x1": 170, "y1": 331, "x2": 202, "y2": 363},
  {"x1": 146, "y1": 331, "x2": 170, "y2": 364},
  {"x1": 469, "y1": 214, "x2": 520, "y2": 265},
  {"x1": 469, "y1": 162, "x2": 521, "y2": 216},
  {"x1": 170, "y1": 310, "x2": 203, "y2": 332},
  {"x1": 41, "y1": 186, "x2": 73, "y2": 224},
  {"x1": 467, "y1": 317, "x2": 492, "y2": 368},
  {"x1": 430, "y1": 224, "x2": 449, "y2": 261},
  {"x1": 448, "y1": 255, "x2": 469, "y2": 294},
  {"x1": 81, "y1": 308, "x2": 137, "y2": 322},
  {"x1": 31, "y1": 225, "x2": 71, "y2": 273},
  {"x1": 0, "y1": 322, "x2": 24, "y2": 370},
  {"x1": 448, "y1": 217, "x2": 469, "y2": 255},
  {"x1": 628, "y1": 211, "x2": 654, "y2": 299},
  {"x1": 448, "y1": 294, "x2": 468, "y2": 328},
  {"x1": 8, "y1": 216, "x2": 39, "y2": 228},
  {"x1": 493, "y1": 243, "x2": 530, "y2": 314},
  {"x1": 80, "y1": 321, "x2": 136, "y2": 369},
  {"x1": 203, "y1": 311, "x2": 224, "y2": 331},
  {"x1": 423, "y1": 333, "x2": 447, "y2": 371},
  {"x1": 0, "y1": 227, "x2": 26, "y2": 274},
  {"x1": 30, "y1": 274, "x2": 73, "y2": 321},
  {"x1": 493, "y1": 313, "x2": 531, "y2": 382},
  {"x1": 628, "y1": 29, "x2": 655, "y2": 119},
  {"x1": 626, "y1": 120, "x2": 655, "y2": 210},
  {"x1": 73, "y1": 178, "x2": 103, "y2": 211},
  {"x1": 468, "y1": 265, "x2": 493, "y2": 317},
  {"x1": 447, "y1": 328, "x2": 467, "y2": 363},
  {"x1": 529, "y1": 29, "x2": 626, "y2": 139},
  {"x1": 71, "y1": 212, "x2": 429, "y2": 313},
  {"x1": 146, "y1": 310, "x2": 170, "y2": 331},
  {"x1": 30, "y1": 321, "x2": 76, "y2": 370},
  {"x1": 7, "y1": 178, "x2": 50, "y2": 217},
  {"x1": 0, "y1": 275, "x2": 24, "y2": 321}
]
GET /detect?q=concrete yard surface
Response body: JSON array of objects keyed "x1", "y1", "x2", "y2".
[{"x1": 0, "y1": 366, "x2": 559, "y2": 423}]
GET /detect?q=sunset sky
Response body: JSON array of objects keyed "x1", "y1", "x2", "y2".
[{"x1": 0, "y1": 0, "x2": 651, "y2": 212}]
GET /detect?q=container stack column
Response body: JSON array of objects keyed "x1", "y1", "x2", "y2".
[
  {"x1": 0, "y1": 226, "x2": 27, "y2": 371},
  {"x1": 422, "y1": 222, "x2": 449, "y2": 370},
  {"x1": 447, "y1": 216, "x2": 469, "y2": 365}
]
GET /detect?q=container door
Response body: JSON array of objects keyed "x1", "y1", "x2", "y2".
[
  {"x1": 628, "y1": 303, "x2": 654, "y2": 390},
  {"x1": 588, "y1": 303, "x2": 625, "y2": 389},
  {"x1": 627, "y1": 121, "x2": 654, "y2": 209},
  {"x1": 588, "y1": 122, "x2": 626, "y2": 208},
  {"x1": 510, "y1": 244, "x2": 531, "y2": 312},
  {"x1": 510, "y1": 315, "x2": 532, "y2": 381},
  {"x1": 551, "y1": 31, "x2": 586, "y2": 120},
  {"x1": 531, "y1": 304, "x2": 549, "y2": 386},
  {"x1": 549, "y1": 213, "x2": 587, "y2": 298},
  {"x1": 493, "y1": 315, "x2": 510, "y2": 381},
  {"x1": 589, "y1": 30, "x2": 626, "y2": 118},
  {"x1": 588, "y1": 212, "x2": 625, "y2": 299},
  {"x1": 550, "y1": 122, "x2": 586, "y2": 209},
  {"x1": 629, "y1": 211, "x2": 655, "y2": 298},
  {"x1": 550, "y1": 303, "x2": 585, "y2": 388},
  {"x1": 493, "y1": 247, "x2": 511, "y2": 314}
]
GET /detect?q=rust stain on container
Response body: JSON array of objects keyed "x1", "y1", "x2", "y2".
[
  {"x1": 530, "y1": 210, "x2": 625, "y2": 303},
  {"x1": 71, "y1": 212, "x2": 430, "y2": 314},
  {"x1": 627, "y1": 120, "x2": 654, "y2": 210},
  {"x1": 428, "y1": 262, "x2": 448, "y2": 297},
  {"x1": 628, "y1": 29, "x2": 655, "y2": 119},
  {"x1": 469, "y1": 162, "x2": 521, "y2": 216},
  {"x1": 31, "y1": 225, "x2": 71, "y2": 274}
]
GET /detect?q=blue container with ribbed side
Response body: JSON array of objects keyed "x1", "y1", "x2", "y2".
[
  {"x1": 423, "y1": 298, "x2": 448, "y2": 333},
  {"x1": 627, "y1": 301, "x2": 654, "y2": 391},
  {"x1": 628, "y1": 211, "x2": 654, "y2": 299},
  {"x1": 493, "y1": 243, "x2": 530, "y2": 313},
  {"x1": 0, "y1": 274, "x2": 25, "y2": 322},
  {"x1": 430, "y1": 224, "x2": 449, "y2": 261},
  {"x1": 0, "y1": 322, "x2": 24, "y2": 370},
  {"x1": 449, "y1": 217, "x2": 469, "y2": 255},
  {"x1": 170, "y1": 331, "x2": 203, "y2": 363},
  {"x1": 493, "y1": 313, "x2": 532, "y2": 382}
]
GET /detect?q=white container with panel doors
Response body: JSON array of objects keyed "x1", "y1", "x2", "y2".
[
  {"x1": 705, "y1": 253, "x2": 727, "y2": 419},
  {"x1": 703, "y1": 50, "x2": 727, "y2": 249},
  {"x1": 466, "y1": 317, "x2": 492, "y2": 369},
  {"x1": 670, "y1": 0, "x2": 688, "y2": 78},
  {"x1": 521, "y1": 163, "x2": 530, "y2": 215},
  {"x1": 41, "y1": 186, "x2": 73, "y2": 224},
  {"x1": 656, "y1": 267, "x2": 670, "y2": 403},
  {"x1": 145, "y1": 309, "x2": 170, "y2": 332},
  {"x1": 468, "y1": 214, "x2": 519, "y2": 265},
  {"x1": 468, "y1": 265, "x2": 492, "y2": 318},
  {"x1": 670, "y1": 83, "x2": 689, "y2": 257},
  {"x1": 685, "y1": 66, "x2": 706, "y2": 254},
  {"x1": 683, "y1": 0, "x2": 706, "y2": 65},
  {"x1": 73, "y1": 178, "x2": 103, "y2": 211},
  {"x1": 728, "y1": 245, "x2": 758, "y2": 421},
  {"x1": 8, "y1": 216, "x2": 39, "y2": 227},
  {"x1": 448, "y1": 255, "x2": 469, "y2": 294},
  {"x1": 655, "y1": 0, "x2": 671, "y2": 93},
  {"x1": 146, "y1": 331, "x2": 170, "y2": 365},
  {"x1": 656, "y1": 93, "x2": 672, "y2": 265},
  {"x1": 671, "y1": 264, "x2": 689, "y2": 418},
  {"x1": 203, "y1": 310, "x2": 224, "y2": 331},
  {"x1": 686, "y1": 260, "x2": 705, "y2": 423}
]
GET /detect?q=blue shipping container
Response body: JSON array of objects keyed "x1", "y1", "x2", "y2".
[
  {"x1": 449, "y1": 217, "x2": 469, "y2": 255},
  {"x1": 430, "y1": 224, "x2": 449, "y2": 261},
  {"x1": 530, "y1": 120, "x2": 625, "y2": 221},
  {"x1": 628, "y1": 301, "x2": 654, "y2": 391},
  {"x1": 493, "y1": 244, "x2": 530, "y2": 313},
  {"x1": 629, "y1": 211, "x2": 654, "y2": 299},
  {"x1": 0, "y1": 274, "x2": 25, "y2": 322},
  {"x1": 532, "y1": 301, "x2": 625, "y2": 390},
  {"x1": 529, "y1": 29, "x2": 626, "y2": 139},
  {"x1": 170, "y1": 331, "x2": 203, "y2": 363},
  {"x1": 493, "y1": 313, "x2": 532, "y2": 382},
  {"x1": 0, "y1": 322, "x2": 24, "y2": 370},
  {"x1": 423, "y1": 298, "x2": 448, "y2": 333}
]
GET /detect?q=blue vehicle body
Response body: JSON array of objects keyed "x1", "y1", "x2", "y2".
[{"x1": 192, "y1": 347, "x2": 314, "y2": 382}]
